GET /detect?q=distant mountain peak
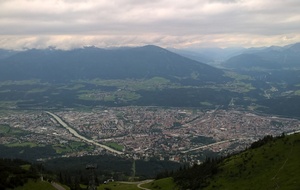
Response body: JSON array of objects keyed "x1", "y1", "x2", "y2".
[{"x1": 136, "y1": 45, "x2": 168, "y2": 52}]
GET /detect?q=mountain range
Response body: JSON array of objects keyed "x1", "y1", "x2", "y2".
[
  {"x1": 0, "y1": 45, "x2": 226, "y2": 83},
  {"x1": 1, "y1": 43, "x2": 299, "y2": 83},
  {"x1": 222, "y1": 43, "x2": 300, "y2": 69},
  {"x1": 0, "y1": 43, "x2": 299, "y2": 117},
  {"x1": 169, "y1": 42, "x2": 300, "y2": 70}
]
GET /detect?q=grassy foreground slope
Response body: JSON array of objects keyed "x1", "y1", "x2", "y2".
[
  {"x1": 98, "y1": 182, "x2": 140, "y2": 190},
  {"x1": 14, "y1": 180, "x2": 56, "y2": 190},
  {"x1": 205, "y1": 133, "x2": 300, "y2": 190},
  {"x1": 163, "y1": 133, "x2": 300, "y2": 190},
  {"x1": 141, "y1": 177, "x2": 179, "y2": 190}
]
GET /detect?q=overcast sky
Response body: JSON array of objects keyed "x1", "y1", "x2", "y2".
[{"x1": 1, "y1": 0, "x2": 300, "y2": 50}]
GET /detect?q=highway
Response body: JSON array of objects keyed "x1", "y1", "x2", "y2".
[
  {"x1": 45, "y1": 111, "x2": 123, "y2": 155},
  {"x1": 286, "y1": 130, "x2": 300, "y2": 135},
  {"x1": 182, "y1": 129, "x2": 300, "y2": 154},
  {"x1": 181, "y1": 139, "x2": 234, "y2": 154}
]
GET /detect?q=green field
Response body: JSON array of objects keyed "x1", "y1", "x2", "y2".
[
  {"x1": 7, "y1": 142, "x2": 38, "y2": 148},
  {"x1": 0, "y1": 79, "x2": 43, "y2": 86},
  {"x1": 53, "y1": 141, "x2": 93, "y2": 154},
  {"x1": 53, "y1": 144, "x2": 72, "y2": 154},
  {"x1": 294, "y1": 90, "x2": 300, "y2": 96},
  {"x1": 58, "y1": 84, "x2": 85, "y2": 90},
  {"x1": 0, "y1": 124, "x2": 28, "y2": 137},
  {"x1": 86, "y1": 77, "x2": 172, "y2": 90},
  {"x1": 224, "y1": 71, "x2": 253, "y2": 81},
  {"x1": 26, "y1": 88, "x2": 48, "y2": 93},
  {"x1": 103, "y1": 142, "x2": 124, "y2": 151},
  {"x1": 0, "y1": 124, "x2": 10, "y2": 133},
  {"x1": 200, "y1": 101, "x2": 213, "y2": 106},
  {"x1": 0, "y1": 100, "x2": 18, "y2": 108},
  {"x1": 77, "y1": 77, "x2": 178, "y2": 102},
  {"x1": 141, "y1": 178, "x2": 179, "y2": 190},
  {"x1": 20, "y1": 164, "x2": 31, "y2": 171},
  {"x1": 14, "y1": 180, "x2": 56, "y2": 190},
  {"x1": 98, "y1": 182, "x2": 140, "y2": 190}
]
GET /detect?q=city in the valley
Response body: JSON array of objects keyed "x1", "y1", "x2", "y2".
[{"x1": 1, "y1": 107, "x2": 299, "y2": 164}]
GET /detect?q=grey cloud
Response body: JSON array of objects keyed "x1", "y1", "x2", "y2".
[
  {"x1": 0, "y1": 0, "x2": 300, "y2": 49},
  {"x1": 209, "y1": 0, "x2": 240, "y2": 3}
]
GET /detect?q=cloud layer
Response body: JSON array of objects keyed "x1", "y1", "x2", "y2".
[{"x1": 1, "y1": 0, "x2": 300, "y2": 49}]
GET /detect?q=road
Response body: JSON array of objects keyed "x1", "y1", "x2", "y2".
[
  {"x1": 287, "y1": 130, "x2": 300, "y2": 135},
  {"x1": 182, "y1": 129, "x2": 300, "y2": 154},
  {"x1": 120, "y1": 180, "x2": 154, "y2": 190},
  {"x1": 137, "y1": 180, "x2": 154, "y2": 190},
  {"x1": 51, "y1": 182, "x2": 66, "y2": 190},
  {"x1": 181, "y1": 139, "x2": 233, "y2": 154},
  {"x1": 45, "y1": 111, "x2": 123, "y2": 155}
]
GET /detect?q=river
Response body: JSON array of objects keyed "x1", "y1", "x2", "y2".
[{"x1": 45, "y1": 111, "x2": 123, "y2": 155}]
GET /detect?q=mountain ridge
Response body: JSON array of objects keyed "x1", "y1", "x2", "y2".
[
  {"x1": 0, "y1": 45, "x2": 226, "y2": 83},
  {"x1": 222, "y1": 42, "x2": 300, "y2": 69}
]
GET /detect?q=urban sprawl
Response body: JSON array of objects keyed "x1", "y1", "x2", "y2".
[{"x1": 1, "y1": 107, "x2": 300, "y2": 164}]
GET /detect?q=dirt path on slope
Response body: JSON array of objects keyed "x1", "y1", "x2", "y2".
[
  {"x1": 51, "y1": 182, "x2": 66, "y2": 190},
  {"x1": 120, "y1": 179, "x2": 154, "y2": 190}
]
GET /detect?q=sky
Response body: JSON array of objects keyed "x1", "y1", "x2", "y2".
[{"x1": 1, "y1": 0, "x2": 300, "y2": 50}]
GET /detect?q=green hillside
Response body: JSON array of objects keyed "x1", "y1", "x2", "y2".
[
  {"x1": 0, "y1": 158, "x2": 40, "y2": 189},
  {"x1": 205, "y1": 133, "x2": 300, "y2": 190},
  {"x1": 14, "y1": 180, "x2": 57, "y2": 190},
  {"x1": 170, "y1": 133, "x2": 300, "y2": 190},
  {"x1": 141, "y1": 177, "x2": 179, "y2": 190}
]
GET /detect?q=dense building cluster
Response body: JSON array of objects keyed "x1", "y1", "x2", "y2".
[{"x1": 0, "y1": 107, "x2": 299, "y2": 164}]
